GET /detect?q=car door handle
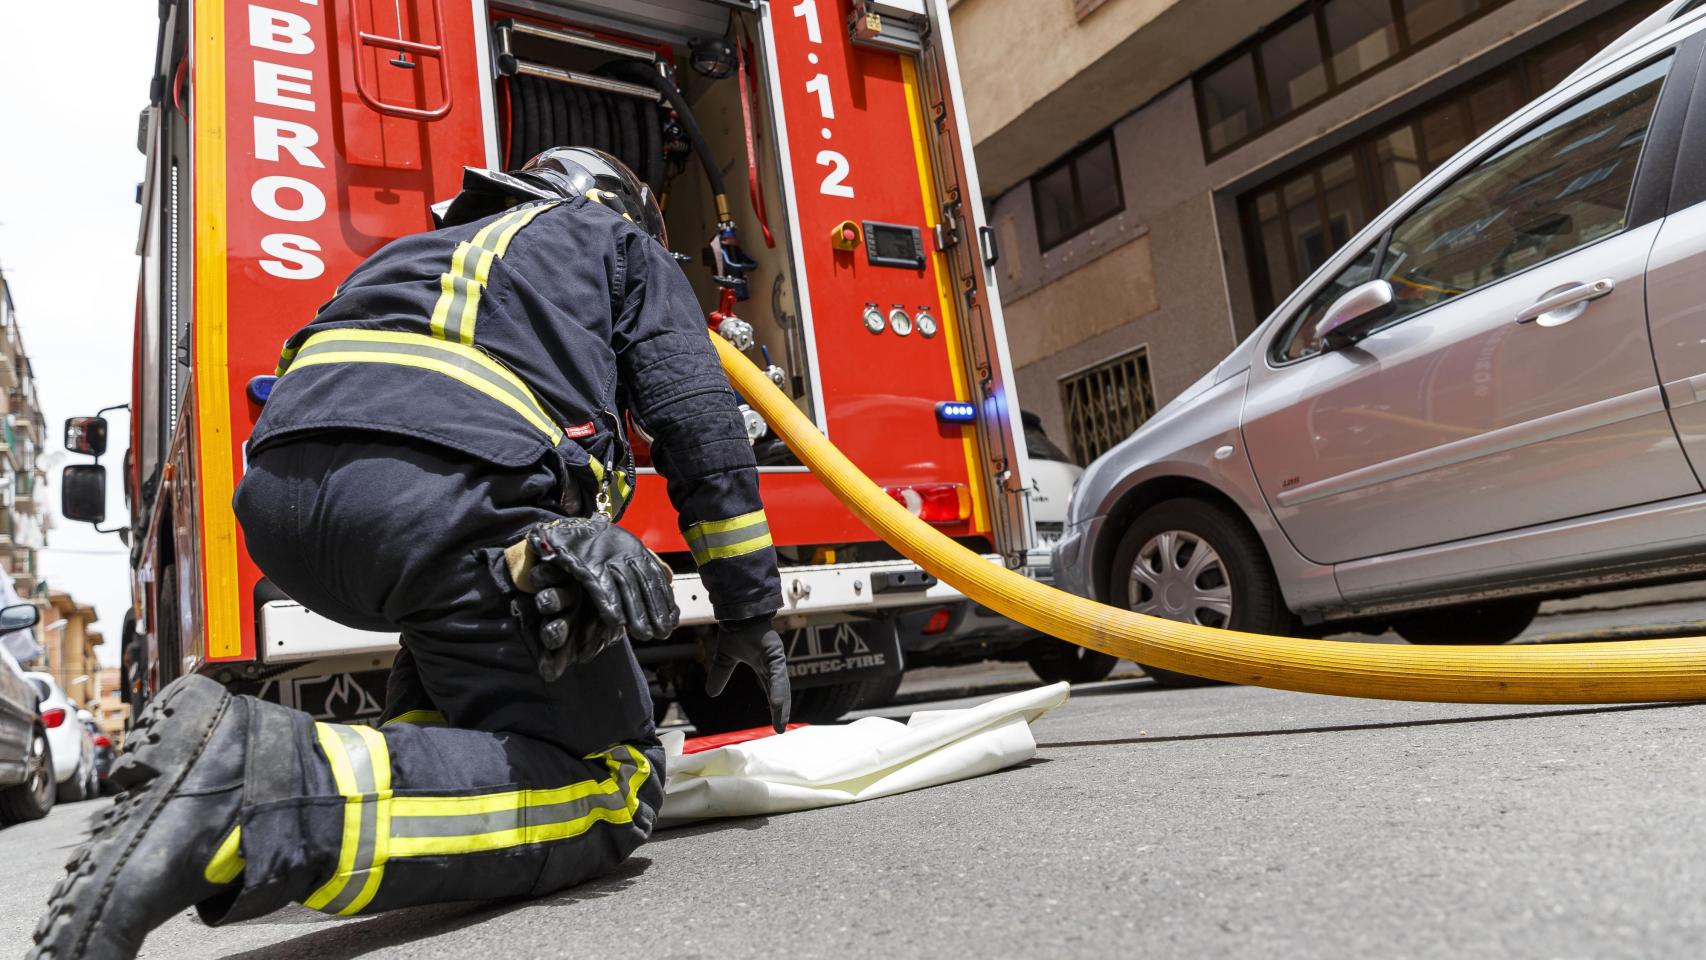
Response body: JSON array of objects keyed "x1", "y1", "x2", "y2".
[{"x1": 1515, "y1": 278, "x2": 1615, "y2": 326}]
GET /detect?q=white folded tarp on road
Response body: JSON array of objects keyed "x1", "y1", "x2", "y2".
[{"x1": 657, "y1": 682, "x2": 1070, "y2": 827}]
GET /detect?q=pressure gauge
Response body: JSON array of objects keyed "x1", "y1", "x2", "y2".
[
  {"x1": 915, "y1": 309, "x2": 938, "y2": 338},
  {"x1": 889, "y1": 308, "x2": 913, "y2": 337},
  {"x1": 863, "y1": 304, "x2": 885, "y2": 335}
]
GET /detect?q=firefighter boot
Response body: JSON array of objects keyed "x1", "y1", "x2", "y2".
[{"x1": 29, "y1": 675, "x2": 276, "y2": 960}]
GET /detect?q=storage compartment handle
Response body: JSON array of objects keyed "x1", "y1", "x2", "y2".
[{"x1": 351, "y1": 0, "x2": 454, "y2": 121}]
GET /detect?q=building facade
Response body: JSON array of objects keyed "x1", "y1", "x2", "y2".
[
  {"x1": 95, "y1": 667, "x2": 128, "y2": 744},
  {"x1": 0, "y1": 267, "x2": 49, "y2": 599},
  {"x1": 951, "y1": 0, "x2": 1670, "y2": 463},
  {"x1": 41, "y1": 590, "x2": 103, "y2": 708}
]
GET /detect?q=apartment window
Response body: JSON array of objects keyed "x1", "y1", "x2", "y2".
[
  {"x1": 1031, "y1": 134, "x2": 1125, "y2": 250},
  {"x1": 1240, "y1": 0, "x2": 1664, "y2": 319},
  {"x1": 1060, "y1": 349, "x2": 1157, "y2": 466},
  {"x1": 1196, "y1": 0, "x2": 1521, "y2": 158}
]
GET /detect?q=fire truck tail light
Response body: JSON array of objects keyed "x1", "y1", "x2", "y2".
[
  {"x1": 923, "y1": 608, "x2": 952, "y2": 635},
  {"x1": 884, "y1": 484, "x2": 969, "y2": 525},
  {"x1": 42, "y1": 708, "x2": 66, "y2": 729}
]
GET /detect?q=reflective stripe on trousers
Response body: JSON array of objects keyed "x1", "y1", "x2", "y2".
[{"x1": 303, "y1": 723, "x2": 651, "y2": 916}]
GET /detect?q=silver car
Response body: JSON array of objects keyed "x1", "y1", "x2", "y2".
[{"x1": 1054, "y1": 2, "x2": 1706, "y2": 683}]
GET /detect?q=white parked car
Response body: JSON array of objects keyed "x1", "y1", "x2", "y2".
[{"x1": 24, "y1": 673, "x2": 97, "y2": 803}]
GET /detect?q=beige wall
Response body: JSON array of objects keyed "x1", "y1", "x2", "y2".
[
  {"x1": 950, "y1": 0, "x2": 1296, "y2": 193},
  {"x1": 43, "y1": 593, "x2": 101, "y2": 707}
]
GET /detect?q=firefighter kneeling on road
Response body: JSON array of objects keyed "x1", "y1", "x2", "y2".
[{"x1": 32, "y1": 148, "x2": 791, "y2": 960}]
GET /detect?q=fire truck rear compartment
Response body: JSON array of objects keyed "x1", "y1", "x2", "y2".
[{"x1": 492, "y1": 5, "x2": 812, "y2": 426}]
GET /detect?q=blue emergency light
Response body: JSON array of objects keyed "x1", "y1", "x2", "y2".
[
  {"x1": 247, "y1": 375, "x2": 278, "y2": 404},
  {"x1": 935, "y1": 401, "x2": 977, "y2": 424}
]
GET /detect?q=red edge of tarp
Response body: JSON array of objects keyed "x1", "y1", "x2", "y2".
[{"x1": 682, "y1": 723, "x2": 809, "y2": 754}]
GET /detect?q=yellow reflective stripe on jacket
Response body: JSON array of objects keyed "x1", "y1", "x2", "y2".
[
  {"x1": 203, "y1": 825, "x2": 245, "y2": 885},
  {"x1": 683, "y1": 510, "x2": 773, "y2": 565},
  {"x1": 429, "y1": 202, "x2": 558, "y2": 345},
  {"x1": 304, "y1": 723, "x2": 394, "y2": 917},
  {"x1": 281, "y1": 329, "x2": 566, "y2": 445},
  {"x1": 382, "y1": 709, "x2": 447, "y2": 727},
  {"x1": 385, "y1": 746, "x2": 649, "y2": 858}
]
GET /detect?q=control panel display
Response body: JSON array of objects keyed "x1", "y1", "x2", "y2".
[{"x1": 863, "y1": 221, "x2": 926, "y2": 269}]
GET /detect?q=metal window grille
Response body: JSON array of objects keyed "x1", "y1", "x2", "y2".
[{"x1": 1059, "y1": 348, "x2": 1156, "y2": 466}]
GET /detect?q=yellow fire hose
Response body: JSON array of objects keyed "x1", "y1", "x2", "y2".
[{"x1": 714, "y1": 334, "x2": 1706, "y2": 705}]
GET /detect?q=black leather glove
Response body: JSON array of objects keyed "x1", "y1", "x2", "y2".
[
  {"x1": 506, "y1": 516, "x2": 680, "y2": 681},
  {"x1": 706, "y1": 616, "x2": 791, "y2": 733}
]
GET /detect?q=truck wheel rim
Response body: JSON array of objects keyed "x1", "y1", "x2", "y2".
[{"x1": 1128, "y1": 530, "x2": 1233, "y2": 628}]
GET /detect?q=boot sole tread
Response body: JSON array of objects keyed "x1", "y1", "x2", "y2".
[{"x1": 28, "y1": 676, "x2": 231, "y2": 960}]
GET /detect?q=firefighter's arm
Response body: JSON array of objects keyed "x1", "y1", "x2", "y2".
[{"x1": 613, "y1": 234, "x2": 784, "y2": 623}]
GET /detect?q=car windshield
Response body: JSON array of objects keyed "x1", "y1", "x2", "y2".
[
  {"x1": 29, "y1": 678, "x2": 50, "y2": 700},
  {"x1": 1023, "y1": 416, "x2": 1072, "y2": 463}
]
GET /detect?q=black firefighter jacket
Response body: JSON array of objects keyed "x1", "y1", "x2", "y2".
[{"x1": 249, "y1": 196, "x2": 783, "y2": 622}]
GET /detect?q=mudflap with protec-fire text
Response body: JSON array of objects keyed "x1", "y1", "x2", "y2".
[{"x1": 784, "y1": 619, "x2": 903, "y2": 690}]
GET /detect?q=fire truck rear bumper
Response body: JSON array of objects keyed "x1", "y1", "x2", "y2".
[{"x1": 258, "y1": 557, "x2": 997, "y2": 663}]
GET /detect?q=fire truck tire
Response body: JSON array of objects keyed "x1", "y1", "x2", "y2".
[
  {"x1": 674, "y1": 667, "x2": 874, "y2": 734},
  {"x1": 856, "y1": 667, "x2": 905, "y2": 710}
]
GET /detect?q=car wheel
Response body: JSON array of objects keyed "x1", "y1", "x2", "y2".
[
  {"x1": 1027, "y1": 641, "x2": 1118, "y2": 684},
  {"x1": 1111, "y1": 498, "x2": 1299, "y2": 688},
  {"x1": 1393, "y1": 598, "x2": 1541, "y2": 645},
  {"x1": 0, "y1": 726, "x2": 56, "y2": 823},
  {"x1": 57, "y1": 754, "x2": 90, "y2": 804}
]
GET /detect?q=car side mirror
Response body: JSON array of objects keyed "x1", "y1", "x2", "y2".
[
  {"x1": 61, "y1": 464, "x2": 107, "y2": 525},
  {"x1": 65, "y1": 416, "x2": 109, "y2": 457},
  {"x1": 1314, "y1": 279, "x2": 1396, "y2": 350},
  {"x1": 0, "y1": 603, "x2": 39, "y2": 633}
]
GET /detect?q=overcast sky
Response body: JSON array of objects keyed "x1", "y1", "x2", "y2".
[{"x1": 0, "y1": 3, "x2": 160, "y2": 667}]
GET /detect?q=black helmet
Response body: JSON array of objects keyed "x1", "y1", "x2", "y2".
[{"x1": 432, "y1": 147, "x2": 667, "y2": 245}]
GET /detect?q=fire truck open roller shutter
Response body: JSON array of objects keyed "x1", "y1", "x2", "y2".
[{"x1": 713, "y1": 333, "x2": 1706, "y2": 706}]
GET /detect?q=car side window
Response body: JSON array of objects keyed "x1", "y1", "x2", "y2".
[
  {"x1": 1273, "y1": 55, "x2": 1672, "y2": 362},
  {"x1": 1275, "y1": 247, "x2": 1380, "y2": 361}
]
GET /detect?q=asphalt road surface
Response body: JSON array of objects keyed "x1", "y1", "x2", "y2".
[{"x1": 9, "y1": 582, "x2": 1706, "y2": 959}]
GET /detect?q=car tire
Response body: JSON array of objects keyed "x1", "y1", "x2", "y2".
[
  {"x1": 57, "y1": 755, "x2": 90, "y2": 804},
  {"x1": 0, "y1": 726, "x2": 55, "y2": 823},
  {"x1": 1393, "y1": 598, "x2": 1542, "y2": 645},
  {"x1": 1110, "y1": 498, "x2": 1300, "y2": 688},
  {"x1": 1027, "y1": 642, "x2": 1118, "y2": 684}
]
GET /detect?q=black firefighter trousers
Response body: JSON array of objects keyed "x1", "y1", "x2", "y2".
[{"x1": 223, "y1": 434, "x2": 665, "y2": 921}]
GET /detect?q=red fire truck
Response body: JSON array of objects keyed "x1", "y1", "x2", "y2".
[{"x1": 62, "y1": 0, "x2": 1029, "y2": 730}]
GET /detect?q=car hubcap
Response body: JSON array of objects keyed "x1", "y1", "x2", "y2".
[
  {"x1": 27, "y1": 733, "x2": 48, "y2": 797},
  {"x1": 1128, "y1": 530, "x2": 1233, "y2": 628}
]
